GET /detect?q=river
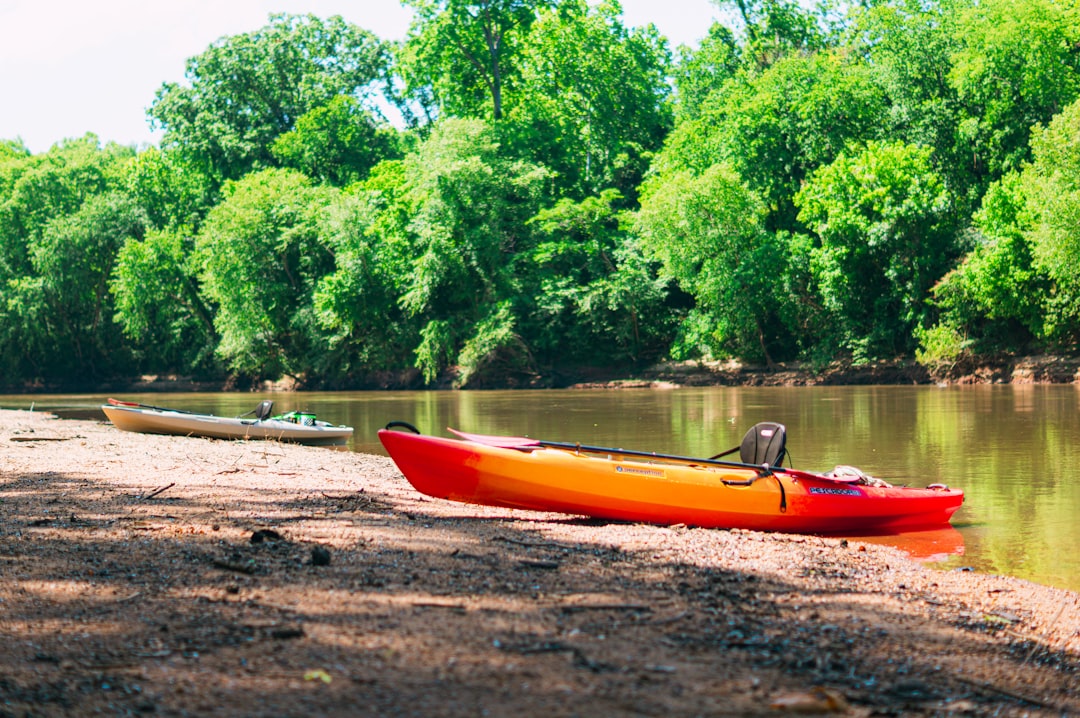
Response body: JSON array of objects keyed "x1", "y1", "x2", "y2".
[{"x1": 4, "y1": 385, "x2": 1078, "y2": 592}]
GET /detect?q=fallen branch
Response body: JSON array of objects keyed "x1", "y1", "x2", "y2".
[
  {"x1": 10, "y1": 436, "x2": 71, "y2": 442},
  {"x1": 952, "y1": 675, "x2": 1053, "y2": 709},
  {"x1": 494, "y1": 535, "x2": 578, "y2": 551},
  {"x1": 558, "y1": 603, "x2": 652, "y2": 613},
  {"x1": 1024, "y1": 599, "x2": 1070, "y2": 665},
  {"x1": 212, "y1": 558, "x2": 258, "y2": 575},
  {"x1": 143, "y1": 483, "x2": 176, "y2": 500}
]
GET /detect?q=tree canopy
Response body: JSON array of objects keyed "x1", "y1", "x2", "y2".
[
  {"x1": 149, "y1": 14, "x2": 395, "y2": 185},
  {"x1": 3, "y1": 0, "x2": 1080, "y2": 389}
]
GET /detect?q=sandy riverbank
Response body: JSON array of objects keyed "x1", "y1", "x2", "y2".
[{"x1": 1, "y1": 409, "x2": 1077, "y2": 716}]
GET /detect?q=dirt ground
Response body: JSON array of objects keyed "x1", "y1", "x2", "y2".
[{"x1": 1, "y1": 409, "x2": 1077, "y2": 717}]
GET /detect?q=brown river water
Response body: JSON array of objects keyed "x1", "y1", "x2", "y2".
[{"x1": 5, "y1": 385, "x2": 1079, "y2": 593}]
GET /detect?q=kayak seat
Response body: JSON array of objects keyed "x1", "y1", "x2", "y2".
[
  {"x1": 254, "y1": 400, "x2": 274, "y2": 421},
  {"x1": 709, "y1": 422, "x2": 788, "y2": 466},
  {"x1": 740, "y1": 422, "x2": 787, "y2": 466}
]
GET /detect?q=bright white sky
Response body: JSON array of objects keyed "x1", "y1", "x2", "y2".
[{"x1": 0, "y1": 0, "x2": 720, "y2": 153}]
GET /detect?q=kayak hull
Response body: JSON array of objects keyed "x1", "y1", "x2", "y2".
[
  {"x1": 378, "y1": 430, "x2": 963, "y2": 533},
  {"x1": 103, "y1": 405, "x2": 353, "y2": 446}
]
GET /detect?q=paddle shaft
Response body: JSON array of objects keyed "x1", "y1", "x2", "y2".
[
  {"x1": 529, "y1": 438, "x2": 794, "y2": 476},
  {"x1": 107, "y1": 398, "x2": 198, "y2": 414},
  {"x1": 422, "y1": 425, "x2": 841, "y2": 484}
]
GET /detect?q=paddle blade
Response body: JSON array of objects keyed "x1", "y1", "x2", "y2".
[{"x1": 448, "y1": 428, "x2": 542, "y2": 448}]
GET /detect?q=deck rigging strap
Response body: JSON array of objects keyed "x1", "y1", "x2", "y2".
[{"x1": 720, "y1": 466, "x2": 787, "y2": 513}]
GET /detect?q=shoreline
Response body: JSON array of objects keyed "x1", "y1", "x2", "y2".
[
  {"x1": 5, "y1": 355, "x2": 1080, "y2": 394},
  {"x1": 1, "y1": 409, "x2": 1077, "y2": 716}
]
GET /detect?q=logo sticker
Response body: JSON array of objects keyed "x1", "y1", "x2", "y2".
[
  {"x1": 809, "y1": 487, "x2": 861, "y2": 496},
  {"x1": 615, "y1": 465, "x2": 665, "y2": 478}
]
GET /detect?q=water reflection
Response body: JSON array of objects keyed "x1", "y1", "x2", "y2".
[
  {"x1": 2, "y1": 385, "x2": 1077, "y2": 592},
  {"x1": 842, "y1": 527, "x2": 966, "y2": 563}
]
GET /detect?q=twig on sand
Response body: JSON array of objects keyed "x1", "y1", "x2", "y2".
[
  {"x1": 1024, "y1": 599, "x2": 1070, "y2": 665},
  {"x1": 494, "y1": 535, "x2": 574, "y2": 550},
  {"x1": 212, "y1": 558, "x2": 258, "y2": 575},
  {"x1": 952, "y1": 675, "x2": 1053, "y2": 709},
  {"x1": 558, "y1": 603, "x2": 652, "y2": 613},
  {"x1": 10, "y1": 435, "x2": 72, "y2": 442},
  {"x1": 143, "y1": 483, "x2": 176, "y2": 500}
]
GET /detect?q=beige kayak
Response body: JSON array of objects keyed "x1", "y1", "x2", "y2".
[{"x1": 102, "y1": 400, "x2": 353, "y2": 446}]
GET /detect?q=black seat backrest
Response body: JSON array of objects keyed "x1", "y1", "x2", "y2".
[
  {"x1": 740, "y1": 422, "x2": 787, "y2": 466},
  {"x1": 254, "y1": 400, "x2": 274, "y2": 420}
]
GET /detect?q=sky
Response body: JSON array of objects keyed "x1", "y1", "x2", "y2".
[{"x1": 0, "y1": 0, "x2": 721, "y2": 153}]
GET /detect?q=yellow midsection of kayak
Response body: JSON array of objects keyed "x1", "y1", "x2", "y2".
[{"x1": 464, "y1": 445, "x2": 783, "y2": 522}]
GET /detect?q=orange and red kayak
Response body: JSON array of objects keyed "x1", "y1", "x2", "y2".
[{"x1": 377, "y1": 426, "x2": 964, "y2": 534}]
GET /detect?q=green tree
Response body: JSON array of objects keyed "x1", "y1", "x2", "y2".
[
  {"x1": 149, "y1": 14, "x2": 393, "y2": 184},
  {"x1": 313, "y1": 163, "x2": 420, "y2": 377},
  {"x1": 846, "y1": 0, "x2": 988, "y2": 218},
  {"x1": 194, "y1": 168, "x2": 336, "y2": 381},
  {"x1": 111, "y1": 227, "x2": 220, "y2": 374},
  {"x1": 796, "y1": 141, "x2": 957, "y2": 359},
  {"x1": 721, "y1": 0, "x2": 827, "y2": 70},
  {"x1": 506, "y1": 0, "x2": 673, "y2": 200},
  {"x1": 636, "y1": 163, "x2": 786, "y2": 363},
  {"x1": 5, "y1": 193, "x2": 145, "y2": 380},
  {"x1": 1021, "y1": 98, "x2": 1080, "y2": 344},
  {"x1": 920, "y1": 97, "x2": 1080, "y2": 364},
  {"x1": 0, "y1": 139, "x2": 30, "y2": 163},
  {"x1": 124, "y1": 147, "x2": 214, "y2": 231},
  {"x1": 0, "y1": 136, "x2": 134, "y2": 278},
  {"x1": 672, "y1": 23, "x2": 740, "y2": 123},
  {"x1": 520, "y1": 189, "x2": 671, "y2": 366},
  {"x1": 270, "y1": 96, "x2": 400, "y2": 187},
  {"x1": 397, "y1": 0, "x2": 554, "y2": 121},
  {"x1": 949, "y1": 0, "x2": 1080, "y2": 182},
  {"x1": 660, "y1": 51, "x2": 888, "y2": 232},
  {"x1": 395, "y1": 118, "x2": 550, "y2": 384},
  {"x1": 0, "y1": 137, "x2": 137, "y2": 382}
]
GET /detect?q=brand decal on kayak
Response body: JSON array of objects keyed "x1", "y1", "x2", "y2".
[
  {"x1": 615, "y1": 465, "x2": 665, "y2": 478},
  {"x1": 809, "y1": 487, "x2": 862, "y2": 496}
]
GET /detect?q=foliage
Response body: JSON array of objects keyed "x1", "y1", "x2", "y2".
[
  {"x1": 504, "y1": 0, "x2": 673, "y2": 201},
  {"x1": 1021, "y1": 97, "x2": 1080, "y2": 345},
  {"x1": 271, "y1": 96, "x2": 401, "y2": 187},
  {"x1": 636, "y1": 163, "x2": 786, "y2": 363},
  {"x1": 796, "y1": 141, "x2": 957, "y2": 360},
  {"x1": 193, "y1": 168, "x2": 336, "y2": 381},
  {"x1": 0, "y1": 138, "x2": 139, "y2": 382},
  {"x1": 660, "y1": 51, "x2": 888, "y2": 232},
  {"x1": 845, "y1": 0, "x2": 966, "y2": 193},
  {"x1": 6, "y1": 192, "x2": 146, "y2": 379},
  {"x1": 313, "y1": 171, "x2": 418, "y2": 373},
  {"x1": 949, "y1": 0, "x2": 1080, "y2": 181},
  {"x1": 149, "y1": 14, "x2": 393, "y2": 184},
  {"x1": 918, "y1": 173, "x2": 1045, "y2": 360},
  {"x1": 0, "y1": 139, "x2": 30, "y2": 163},
  {"x1": 0, "y1": 136, "x2": 134, "y2": 278},
  {"x1": 397, "y1": 0, "x2": 554, "y2": 121},
  {"x1": 111, "y1": 228, "x2": 220, "y2": 374},
  {"x1": 722, "y1": 0, "x2": 828, "y2": 69},
  {"x1": 124, "y1": 147, "x2": 214, "y2": 231},
  {"x1": 918, "y1": 95, "x2": 1080, "y2": 362},
  {"x1": 396, "y1": 118, "x2": 550, "y2": 382},
  {"x1": 672, "y1": 24, "x2": 740, "y2": 123},
  {"x1": 5, "y1": 0, "x2": 1080, "y2": 388},
  {"x1": 521, "y1": 189, "x2": 672, "y2": 366}
]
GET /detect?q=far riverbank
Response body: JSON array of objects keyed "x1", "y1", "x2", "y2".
[{"x1": 5, "y1": 354, "x2": 1080, "y2": 394}]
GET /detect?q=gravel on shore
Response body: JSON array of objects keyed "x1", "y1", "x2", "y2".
[{"x1": 0, "y1": 409, "x2": 1077, "y2": 717}]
